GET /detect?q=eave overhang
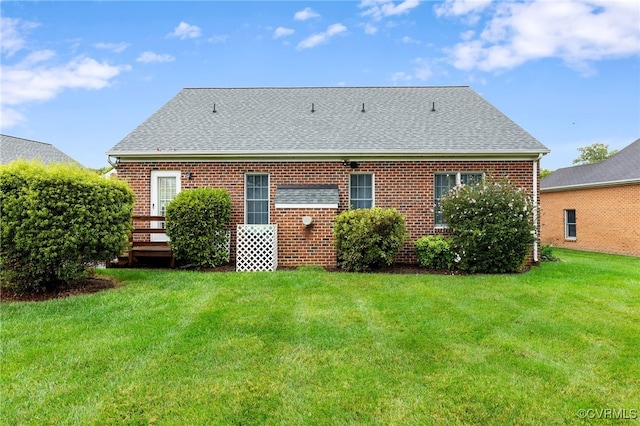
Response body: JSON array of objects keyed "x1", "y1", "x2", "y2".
[
  {"x1": 541, "y1": 178, "x2": 640, "y2": 193},
  {"x1": 108, "y1": 148, "x2": 550, "y2": 163}
]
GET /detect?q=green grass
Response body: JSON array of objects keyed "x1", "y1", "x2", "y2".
[{"x1": 2, "y1": 249, "x2": 639, "y2": 425}]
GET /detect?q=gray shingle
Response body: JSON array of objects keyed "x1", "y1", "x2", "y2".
[
  {"x1": 541, "y1": 138, "x2": 640, "y2": 190},
  {"x1": 108, "y1": 86, "x2": 548, "y2": 158},
  {"x1": 1, "y1": 134, "x2": 79, "y2": 165}
]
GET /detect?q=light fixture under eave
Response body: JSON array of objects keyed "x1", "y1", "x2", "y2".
[{"x1": 185, "y1": 171, "x2": 192, "y2": 180}]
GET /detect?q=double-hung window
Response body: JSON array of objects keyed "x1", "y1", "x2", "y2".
[
  {"x1": 245, "y1": 174, "x2": 269, "y2": 224},
  {"x1": 350, "y1": 173, "x2": 374, "y2": 209},
  {"x1": 565, "y1": 209, "x2": 577, "y2": 239},
  {"x1": 434, "y1": 172, "x2": 483, "y2": 227}
]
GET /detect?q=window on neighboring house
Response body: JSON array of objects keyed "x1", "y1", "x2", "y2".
[
  {"x1": 434, "y1": 172, "x2": 483, "y2": 227},
  {"x1": 245, "y1": 174, "x2": 269, "y2": 224},
  {"x1": 565, "y1": 209, "x2": 577, "y2": 239},
  {"x1": 350, "y1": 173, "x2": 374, "y2": 209}
]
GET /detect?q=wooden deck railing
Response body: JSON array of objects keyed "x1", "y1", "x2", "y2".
[{"x1": 128, "y1": 215, "x2": 175, "y2": 268}]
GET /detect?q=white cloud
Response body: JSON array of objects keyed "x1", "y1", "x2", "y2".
[
  {"x1": 208, "y1": 35, "x2": 229, "y2": 43},
  {"x1": 167, "y1": 21, "x2": 202, "y2": 40},
  {"x1": 294, "y1": 7, "x2": 321, "y2": 21},
  {"x1": 401, "y1": 35, "x2": 420, "y2": 44},
  {"x1": 444, "y1": 0, "x2": 640, "y2": 74},
  {"x1": 0, "y1": 106, "x2": 26, "y2": 128},
  {"x1": 360, "y1": 0, "x2": 421, "y2": 21},
  {"x1": 297, "y1": 23, "x2": 347, "y2": 50},
  {"x1": 1, "y1": 54, "x2": 130, "y2": 128},
  {"x1": 95, "y1": 42, "x2": 131, "y2": 53},
  {"x1": 390, "y1": 71, "x2": 413, "y2": 83},
  {"x1": 391, "y1": 57, "x2": 433, "y2": 83},
  {"x1": 136, "y1": 51, "x2": 175, "y2": 63},
  {"x1": 273, "y1": 27, "x2": 295, "y2": 39},
  {"x1": 363, "y1": 23, "x2": 378, "y2": 35},
  {"x1": 434, "y1": 0, "x2": 492, "y2": 18},
  {"x1": 1, "y1": 17, "x2": 40, "y2": 57}
]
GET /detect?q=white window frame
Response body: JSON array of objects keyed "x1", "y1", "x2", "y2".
[
  {"x1": 245, "y1": 173, "x2": 270, "y2": 224},
  {"x1": 349, "y1": 172, "x2": 375, "y2": 209},
  {"x1": 150, "y1": 170, "x2": 181, "y2": 242},
  {"x1": 565, "y1": 209, "x2": 577, "y2": 240},
  {"x1": 434, "y1": 172, "x2": 483, "y2": 228}
]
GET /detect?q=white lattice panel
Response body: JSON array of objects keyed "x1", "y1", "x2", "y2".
[{"x1": 236, "y1": 225, "x2": 278, "y2": 271}]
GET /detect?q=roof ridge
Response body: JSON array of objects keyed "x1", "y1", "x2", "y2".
[
  {"x1": 182, "y1": 86, "x2": 471, "y2": 90},
  {"x1": 1, "y1": 134, "x2": 54, "y2": 147}
]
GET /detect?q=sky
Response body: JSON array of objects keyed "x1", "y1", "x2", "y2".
[{"x1": 1, "y1": 0, "x2": 639, "y2": 170}]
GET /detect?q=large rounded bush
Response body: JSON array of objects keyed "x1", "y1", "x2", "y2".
[
  {"x1": 165, "y1": 188, "x2": 231, "y2": 268},
  {"x1": 0, "y1": 161, "x2": 135, "y2": 291},
  {"x1": 333, "y1": 207, "x2": 407, "y2": 272},
  {"x1": 441, "y1": 178, "x2": 535, "y2": 273}
]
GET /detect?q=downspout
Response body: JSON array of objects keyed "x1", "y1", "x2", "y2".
[{"x1": 532, "y1": 155, "x2": 541, "y2": 262}]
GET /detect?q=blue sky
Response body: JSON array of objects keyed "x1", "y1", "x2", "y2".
[{"x1": 1, "y1": 0, "x2": 639, "y2": 170}]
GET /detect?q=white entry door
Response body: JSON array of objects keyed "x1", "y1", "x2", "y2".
[{"x1": 150, "y1": 170, "x2": 181, "y2": 242}]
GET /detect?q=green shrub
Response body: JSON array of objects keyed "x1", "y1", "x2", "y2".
[
  {"x1": 0, "y1": 160, "x2": 135, "y2": 291},
  {"x1": 415, "y1": 235, "x2": 455, "y2": 270},
  {"x1": 540, "y1": 244, "x2": 560, "y2": 262},
  {"x1": 166, "y1": 188, "x2": 231, "y2": 268},
  {"x1": 333, "y1": 207, "x2": 407, "y2": 272},
  {"x1": 441, "y1": 178, "x2": 535, "y2": 273}
]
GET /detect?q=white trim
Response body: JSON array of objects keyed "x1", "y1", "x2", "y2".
[
  {"x1": 564, "y1": 209, "x2": 577, "y2": 240},
  {"x1": 275, "y1": 203, "x2": 338, "y2": 209},
  {"x1": 110, "y1": 151, "x2": 547, "y2": 163},
  {"x1": 533, "y1": 158, "x2": 539, "y2": 262},
  {"x1": 349, "y1": 172, "x2": 375, "y2": 209},
  {"x1": 244, "y1": 173, "x2": 270, "y2": 225},
  {"x1": 541, "y1": 178, "x2": 640, "y2": 192},
  {"x1": 150, "y1": 170, "x2": 181, "y2": 242}
]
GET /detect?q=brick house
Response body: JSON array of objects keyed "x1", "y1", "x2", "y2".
[
  {"x1": 107, "y1": 86, "x2": 549, "y2": 268},
  {"x1": 540, "y1": 138, "x2": 640, "y2": 257}
]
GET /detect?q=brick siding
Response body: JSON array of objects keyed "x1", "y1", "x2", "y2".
[
  {"x1": 540, "y1": 184, "x2": 640, "y2": 257},
  {"x1": 117, "y1": 159, "x2": 540, "y2": 268}
]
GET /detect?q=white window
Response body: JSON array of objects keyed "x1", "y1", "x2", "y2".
[
  {"x1": 150, "y1": 170, "x2": 181, "y2": 241},
  {"x1": 565, "y1": 209, "x2": 577, "y2": 239},
  {"x1": 245, "y1": 174, "x2": 269, "y2": 224},
  {"x1": 350, "y1": 173, "x2": 374, "y2": 209},
  {"x1": 434, "y1": 172, "x2": 483, "y2": 227}
]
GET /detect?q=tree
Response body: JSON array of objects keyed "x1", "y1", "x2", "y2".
[
  {"x1": 573, "y1": 143, "x2": 618, "y2": 165},
  {"x1": 540, "y1": 168, "x2": 553, "y2": 179}
]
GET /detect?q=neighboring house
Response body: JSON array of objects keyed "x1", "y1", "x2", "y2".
[
  {"x1": 540, "y1": 138, "x2": 640, "y2": 257},
  {"x1": 1, "y1": 134, "x2": 79, "y2": 165},
  {"x1": 107, "y1": 86, "x2": 549, "y2": 268}
]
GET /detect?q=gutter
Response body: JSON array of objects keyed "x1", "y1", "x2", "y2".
[
  {"x1": 541, "y1": 178, "x2": 640, "y2": 192},
  {"x1": 107, "y1": 149, "x2": 549, "y2": 162}
]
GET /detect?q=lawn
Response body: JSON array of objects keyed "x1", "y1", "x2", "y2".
[{"x1": 1, "y1": 249, "x2": 639, "y2": 425}]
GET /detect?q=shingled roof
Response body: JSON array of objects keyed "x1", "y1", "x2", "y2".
[
  {"x1": 108, "y1": 86, "x2": 548, "y2": 161},
  {"x1": 1, "y1": 134, "x2": 79, "y2": 165},
  {"x1": 541, "y1": 138, "x2": 640, "y2": 191}
]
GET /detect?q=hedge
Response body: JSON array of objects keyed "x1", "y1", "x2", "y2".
[
  {"x1": 165, "y1": 188, "x2": 231, "y2": 268},
  {"x1": 0, "y1": 161, "x2": 135, "y2": 291}
]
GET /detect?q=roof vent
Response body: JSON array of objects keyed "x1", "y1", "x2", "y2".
[
  {"x1": 212, "y1": 103, "x2": 217, "y2": 113},
  {"x1": 361, "y1": 103, "x2": 365, "y2": 113},
  {"x1": 431, "y1": 102, "x2": 436, "y2": 112},
  {"x1": 311, "y1": 103, "x2": 315, "y2": 113}
]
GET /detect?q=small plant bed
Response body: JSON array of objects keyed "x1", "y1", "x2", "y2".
[{"x1": 0, "y1": 276, "x2": 118, "y2": 302}]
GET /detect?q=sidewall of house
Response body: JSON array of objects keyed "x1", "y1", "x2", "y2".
[
  {"x1": 540, "y1": 184, "x2": 640, "y2": 257},
  {"x1": 117, "y1": 160, "x2": 537, "y2": 268}
]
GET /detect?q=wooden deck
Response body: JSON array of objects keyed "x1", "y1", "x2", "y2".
[{"x1": 124, "y1": 215, "x2": 175, "y2": 268}]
